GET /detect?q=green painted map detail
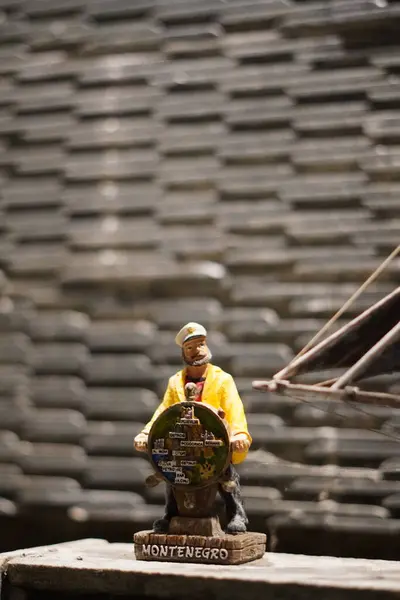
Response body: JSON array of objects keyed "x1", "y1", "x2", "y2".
[{"x1": 149, "y1": 402, "x2": 230, "y2": 488}]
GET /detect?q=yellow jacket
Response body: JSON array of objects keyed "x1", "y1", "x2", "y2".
[{"x1": 142, "y1": 364, "x2": 251, "y2": 464}]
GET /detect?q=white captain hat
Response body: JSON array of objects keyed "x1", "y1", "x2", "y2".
[{"x1": 175, "y1": 322, "x2": 207, "y2": 347}]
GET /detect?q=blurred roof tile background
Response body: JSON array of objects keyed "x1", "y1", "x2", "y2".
[{"x1": 0, "y1": 0, "x2": 399, "y2": 559}]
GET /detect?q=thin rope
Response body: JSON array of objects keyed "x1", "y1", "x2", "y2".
[
  {"x1": 287, "y1": 390, "x2": 400, "y2": 444},
  {"x1": 249, "y1": 389, "x2": 400, "y2": 476},
  {"x1": 288, "y1": 244, "x2": 400, "y2": 364}
]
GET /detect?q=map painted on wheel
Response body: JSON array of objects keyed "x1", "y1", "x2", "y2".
[{"x1": 148, "y1": 402, "x2": 230, "y2": 488}]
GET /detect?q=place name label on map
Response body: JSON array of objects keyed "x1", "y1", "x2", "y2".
[
  {"x1": 174, "y1": 474, "x2": 190, "y2": 484},
  {"x1": 169, "y1": 432, "x2": 186, "y2": 439},
  {"x1": 180, "y1": 440, "x2": 203, "y2": 447},
  {"x1": 172, "y1": 450, "x2": 186, "y2": 457},
  {"x1": 158, "y1": 461, "x2": 181, "y2": 471}
]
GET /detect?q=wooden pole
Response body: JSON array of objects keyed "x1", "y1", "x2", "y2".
[
  {"x1": 288, "y1": 244, "x2": 400, "y2": 362},
  {"x1": 331, "y1": 321, "x2": 400, "y2": 390},
  {"x1": 272, "y1": 286, "x2": 400, "y2": 382}
]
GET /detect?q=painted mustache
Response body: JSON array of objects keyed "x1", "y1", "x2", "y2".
[{"x1": 182, "y1": 349, "x2": 212, "y2": 366}]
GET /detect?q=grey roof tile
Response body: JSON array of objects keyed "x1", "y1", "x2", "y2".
[
  {"x1": 86, "y1": 320, "x2": 155, "y2": 351},
  {"x1": 65, "y1": 148, "x2": 158, "y2": 181},
  {"x1": 0, "y1": 463, "x2": 24, "y2": 497},
  {"x1": 84, "y1": 456, "x2": 152, "y2": 489},
  {"x1": 31, "y1": 376, "x2": 87, "y2": 410},
  {"x1": 84, "y1": 353, "x2": 155, "y2": 386},
  {"x1": 17, "y1": 442, "x2": 88, "y2": 477},
  {"x1": 62, "y1": 182, "x2": 159, "y2": 215},
  {"x1": 82, "y1": 387, "x2": 158, "y2": 421},
  {"x1": 83, "y1": 421, "x2": 145, "y2": 456},
  {"x1": 68, "y1": 215, "x2": 160, "y2": 250},
  {"x1": 32, "y1": 342, "x2": 89, "y2": 375},
  {"x1": 67, "y1": 117, "x2": 160, "y2": 150},
  {"x1": 156, "y1": 0, "x2": 223, "y2": 23},
  {"x1": 20, "y1": 408, "x2": 87, "y2": 444},
  {"x1": 74, "y1": 86, "x2": 161, "y2": 118},
  {"x1": 24, "y1": 0, "x2": 86, "y2": 16},
  {"x1": 83, "y1": 20, "x2": 163, "y2": 53},
  {"x1": 86, "y1": 0, "x2": 154, "y2": 19},
  {"x1": 28, "y1": 311, "x2": 89, "y2": 342}
]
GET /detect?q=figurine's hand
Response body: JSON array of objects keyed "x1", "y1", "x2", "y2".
[
  {"x1": 134, "y1": 432, "x2": 148, "y2": 453},
  {"x1": 230, "y1": 433, "x2": 250, "y2": 453}
]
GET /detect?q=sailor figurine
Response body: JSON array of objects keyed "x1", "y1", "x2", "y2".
[{"x1": 134, "y1": 322, "x2": 251, "y2": 534}]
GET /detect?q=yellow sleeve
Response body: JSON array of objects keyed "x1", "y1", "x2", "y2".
[
  {"x1": 220, "y1": 374, "x2": 252, "y2": 464},
  {"x1": 141, "y1": 379, "x2": 175, "y2": 435}
]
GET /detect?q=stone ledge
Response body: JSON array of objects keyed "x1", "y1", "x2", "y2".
[{"x1": 1, "y1": 539, "x2": 400, "y2": 600}]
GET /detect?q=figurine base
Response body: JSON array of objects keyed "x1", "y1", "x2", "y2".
[{"x1": 133, "y1": 531, "x2": 266, "y2": 565}]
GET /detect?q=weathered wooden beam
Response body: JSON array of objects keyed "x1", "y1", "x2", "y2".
[
  {"x1": 252, "y1": 379, "x2": 400, "y2": 409},
  {"x1": 1, "y1": 538, "x2": 400, "y2": 600}
]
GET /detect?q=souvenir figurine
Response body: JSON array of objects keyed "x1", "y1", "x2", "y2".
[{"x1": 133, "y1": 323, "x2": 266, "y2": 565}]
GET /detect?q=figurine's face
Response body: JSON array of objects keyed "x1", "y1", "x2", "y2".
[{"x1": 182, "y1": 336, "x2": 212, "y2": 367}]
